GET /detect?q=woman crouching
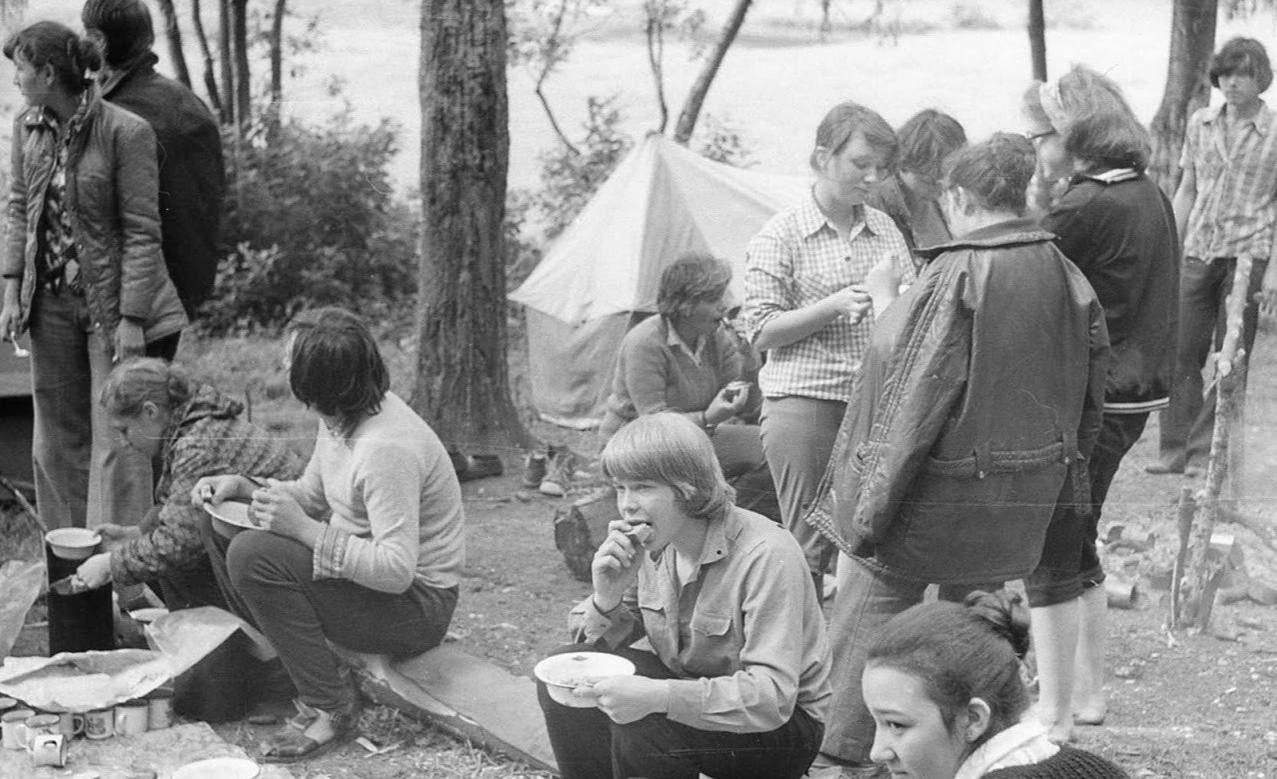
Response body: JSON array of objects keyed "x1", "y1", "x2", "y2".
[
  {"x1": 862, "y1": 592, "x2": 1128, "y2": 778},
  {"x1": 537, "y1": 413, "x2": 830, "y2": 779}
]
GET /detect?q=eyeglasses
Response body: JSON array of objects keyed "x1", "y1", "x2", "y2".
[{"x1": 1024, "y1": 129, "x2": 1057, "y2": 143}]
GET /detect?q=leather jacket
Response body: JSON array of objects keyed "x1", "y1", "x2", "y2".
[
  {"x1": 806, "y1": 219, "x2": 1110, "y2": 583},
  {"x1": 4, "y1": 90, "x2": 187, "y2": 344}
]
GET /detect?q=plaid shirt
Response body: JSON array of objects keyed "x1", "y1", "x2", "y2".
[
  {"x1": 37, "y1": 97, "x2": 89, "y2": 289},
  {"x1": 1180, "y1": 100, "x2": 1277, "y2": 261},
  {"x1": 743, "y1": 194, "x2": 913, "y2": 402}
]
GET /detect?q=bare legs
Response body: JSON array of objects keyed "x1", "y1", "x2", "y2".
[{"x1": 1030, "y1": 584, "x2": 1107, "y2": 743}]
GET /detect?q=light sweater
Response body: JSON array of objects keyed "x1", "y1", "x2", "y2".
[{"x1": 286, "y1": 392, "x2": 465, "y2": 593}]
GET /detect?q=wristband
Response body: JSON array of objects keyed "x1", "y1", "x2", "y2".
[{"x1": 592, "y1": 595, "x2": 620, "y2": 615}]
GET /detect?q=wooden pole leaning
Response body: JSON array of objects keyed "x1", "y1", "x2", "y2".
[{"x1": 1176, "y1": 256, "x2": 1251, "y2": 631}]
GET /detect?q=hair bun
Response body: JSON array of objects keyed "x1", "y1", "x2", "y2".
[{"x1": 964, "y1": 589, "x2": 1032, "y2": 660}]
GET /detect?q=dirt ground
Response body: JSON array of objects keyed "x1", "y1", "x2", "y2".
[{"x1": 3, "y1": 332, "x2": 1277, "y2": 778}]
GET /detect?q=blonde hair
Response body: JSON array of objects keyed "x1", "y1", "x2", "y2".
[
  {"x1": 99, "y1": 358, "x2": 192, "y2": 417},
  {"x1": 601, "y1": 414, "x2": 734, "y2": 522}
]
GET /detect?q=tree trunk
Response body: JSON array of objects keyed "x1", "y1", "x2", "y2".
[
  {"x1": 231, "y1": 0, "x2": 251, "y2": 128},
  {"x1": 414, "y1": 0, "x2": 529, "y2": 451},
  {"x1": 1148, "y1": 0, "x2": 1217, "y2": 194},
  {"x1": 672, "y1": 0, "x2": 752, "y2": 145},
  {"x1": 218, "y1": 0, "x2": 234, "y2": 125},
  {"x1": 154, "y1": 0, "x2": 193, "y2": 88},
  {"x1": 1027, "y1": 0, "x2": 1047, "y2": 81},
  {"x1": 267, "y1": 0, "x2": 287, "y2": 138},
  {"x1": 190, "y1": 0, "x2": 223, "y2": 119},
  {"x1": 644, "y1": 1, "x2": 669, "y2": 134}
]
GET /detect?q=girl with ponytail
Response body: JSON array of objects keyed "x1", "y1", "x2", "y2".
[
  {"x1": 807, "y1": 134, "x2": 1110, "y2": 774},
  {"x1": 861, "y1": 592, "x2": 1128, "y2": 777}
]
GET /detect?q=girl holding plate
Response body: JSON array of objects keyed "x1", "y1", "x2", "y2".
[{"x1": 536, "y1": 413, "x2": 830, "y2": 779}]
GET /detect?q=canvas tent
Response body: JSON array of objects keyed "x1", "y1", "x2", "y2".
[{"x1": 509, "y1": 133, "x2": 809, "y2": 428}]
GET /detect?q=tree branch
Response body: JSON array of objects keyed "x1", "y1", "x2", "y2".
[{"x1": 673, "y1": 0, "x2": 751, "y2": 144}]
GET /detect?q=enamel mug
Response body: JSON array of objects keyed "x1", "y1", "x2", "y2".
[
  {"x1": 30, "y1": 733, "x2": 67, "y2": 767},
  {"x1": 114, "y1": 700, "x2": 149, "y2": 736},
  {"x1": 1, "y1": 708, "x2": 33, "y2": 750},
  {"x1": 57, "y1": 710, "x2": 85, "y2": 738},
  {"x1": 84, "y1": 708, "x2": 113, "y2": 740}
]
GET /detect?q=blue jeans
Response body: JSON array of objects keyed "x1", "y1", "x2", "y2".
[
  {"x1": 819, "y1": 555, "x2": 928, "y2": 764},
  {"x1": 209, "y1": 529, "x2": 457, "y2": 713},
  {"x1": 1159, "y1": 257, "x2": 1266, "y2": 468},
  {"x1": 28, "y1": 290, "x2": 153, "y2": 529}
]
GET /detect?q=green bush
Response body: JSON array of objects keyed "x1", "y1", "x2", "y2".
[{"x1": 200, "y1": 111, "x2": 418, "y2": 334}]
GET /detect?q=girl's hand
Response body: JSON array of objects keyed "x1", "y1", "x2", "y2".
[
  {"x1": 95, "y1": 523, "x2": 142, "y2": 551},
  {"x1": 590, "y1": 519, "x2": 647, "y2": 612},
  {"x1": 704, "y1": 383, "x2": 750, "y2": 426},
  {"x1": 250, "y1": 483, "x2": 320, "y2": 545},
  {"x1": 190, "y1": 475, "x2": 251, "y2": 507},
  {"x1": 75, "y1": 552, "x2": 113, "y2": 590},
  {"x1": 113, "y1": 320, "x2": 145, "y2": 362},
  {"x1": 574, "y1": 676, "x2": 669, "y2": 724},
  {"x1": 821, "y1": 285, "x2": 872, "y2": 324}
]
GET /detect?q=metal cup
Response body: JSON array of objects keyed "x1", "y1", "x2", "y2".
[
  {"x1": 113, "y1": 700, "x2": 149, "y2": 737},
  {"x1": 1, "y1": 708, "x2": 33, "y2": 750},
  {"x1": 146, "y1": 689, "x2": 174, "y2": 730},
  {"x1": 56, "y1": 711, "x2": 85, "y2": 738},
  {"x1": 30, "y1": 733, "x2": 67, "y2": 767},
  {"x1": 84, "y1": 708, "x2": 114, "y2": 740}
]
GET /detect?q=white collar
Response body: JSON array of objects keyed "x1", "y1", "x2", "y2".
[{"x1": 953, "y1": 720, "x2": 1059, "y2": 779}]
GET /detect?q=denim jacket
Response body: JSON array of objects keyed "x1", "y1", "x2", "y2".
[
  {"x1": 572, "y1": 507, "x2": 831, "y2": 733},
  {"x1": 806, "y1": 219, "x2": 1110, "y2": 584},
  {"x1": 4, "y1": 90, "x2": 187, "y2": 344}
]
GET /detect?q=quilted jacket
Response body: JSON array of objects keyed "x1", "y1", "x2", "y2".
[{"x1": 4, "y1": 90, "x2": 187, "y2": 346}]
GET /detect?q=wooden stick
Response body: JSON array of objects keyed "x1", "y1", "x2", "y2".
[
  {"x1": 1181, "y1": 256, "x2": 1252, "y2": 632},
  {"x1": 0, "y1": 471, "x2": 45, "y2": 535},
  {"x1": 1170, "y1": 486, "x2": 1195, "y2": 629}
]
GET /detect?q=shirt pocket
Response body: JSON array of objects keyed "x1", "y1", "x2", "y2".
[
  {"x1": 639, "y1": 603, "x2": 672, "y2": 656},
  {"x1": 687, "y1": 610, "x2": 740, "y2": 677}
]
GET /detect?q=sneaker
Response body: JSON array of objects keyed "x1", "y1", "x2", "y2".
[
  {"x1": 540, "y1": 447, "x2": 579, "y2": 497},
  {"x1": 1145, "y1": 460, "x2": 1185, "y2": 475}
]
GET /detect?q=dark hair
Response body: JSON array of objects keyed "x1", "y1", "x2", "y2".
[
  {"x1": 601, "y1": 413, "x2": 734, "y2": 523},
  {"x1": 82, "y1": 0, "x2": 155, "y2": 67},
  {"x1": 657, "y1": 253, "x2": 732, "y2": 320},
  {"x1": 1065, "y1": 110, "x2": 1150, "y2": 172},
  {"x1": 896, "y1": 109, "x2": 967, "y2": 182},
  {"x1": 942, "y1": 132, "x2": 1036, "y2": 214},
  {"x1": 1210, "y1": 37, "x2": 1272, "y2": 92},
  {"x1": 286, "y1": 307, "x2": 389, "y2": 435},
  {"x1": 99, "y1": 357, "x2": 193, "y2": 417},
  {"x1": 3, "y1": 21, "x2": 101, "y2": 94},
  {"x1": 867, "y1": 590, "x2": 1031, "y2": 749},
  {"x1": 810, "y1": 101, "x2": 898, "y2": 171}
]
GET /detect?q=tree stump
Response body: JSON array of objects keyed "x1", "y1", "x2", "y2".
[{"x1": 552, "y1": 493, "x2": 620, "y2": 583}]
